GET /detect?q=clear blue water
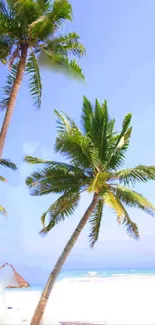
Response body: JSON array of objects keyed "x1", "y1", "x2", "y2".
[
  {"x1": 5, "y1": 268, "x2": 155, "y2": 291},
  {"x1": 58, "y1": 268, "x2": 155, "y2": 281}
]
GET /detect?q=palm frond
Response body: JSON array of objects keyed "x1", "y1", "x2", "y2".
[
  {"x1": 26, "y1": 163, "x2": 87, "y2": 196},
  {"x1": 0, "y1": 159, "x2": 17, "y2": 170},
  {"x1": 24, "y1": 155, "x2": 84, "y2": 174},
  {"x1": 24, "y1": 156, "x2": 50, "y2": 164},
  {"x1": 106, "y1": 114, "x2": 132, "y2": 170},
  {"x1": 50, "y1": 0, "x2": 72, "y2": 28},
  {"x1": 113, "y1": 185, "x2": 155, "y2": 217},
  {"x1": 89, "y1": 199, "x2": 104, "y2": 247},
  {"x1": 104, "y1": 190, "x2": 139, "y2": 239},
  {"x1": 29, "y1": 0, "x2": 72, "y2": 38},
  {"x1": 67, "y1": 59, "x2": 85, "y2": 80},
  {"x1": 81, "y1": 97, "x2": 116, "y2": 166},
  {"x1": 37, "y1": 0, "x2": 52, "y2": 13},
  {"x1": 115, "y1": 114, "x2": 132, "y2": 148},
  {"x1": 115, "y1": 198, "x2": 139, "y2": 239},
  {"x1": 12, "y1": 0, "x2": 42, "y2": 26},
  {"x1": 0, "y1": 63, "x2": 18, "y2": 109},
  {"x1": 0, "y1": 36, "x2": 12, "y2": 64},
  {"x1": 88, "y1": 170, "x2": 113, "y2": 193},
  {"x1": 93, "y1": 99, "x2": 115, "y2": 164},
  {"x1": 0, "y1": 11, "x2": 10, "y2": 34},
  {"x1": 103, "y1": 190, "x2": 125, "y2": 224},
  {"x1": 113, "y1": 166, "x2": 155, "y2": 186},
  {"x1": 0, "y1": 157, "x2": 16, "y2": 219},
  {"x1": 108, "y1": 149, "x2": 127, "y2": 171},
  {"x1": 81, "y1": 96, "x2": 93, "y2": 134},
  {"x1": 39, "y1": 49, "x2": 85, "y2": 80},
  {"x1": 87, "y1": 172, "x2": 100, "y2": 193},
  {"x1": 45, "y1": 32, "x2": 86, "y2": 58},
  {"x1": 0, "y1": 175, "x2": 7, "y2": 182},
  {"x1": 26, "y1": 52, "x2": 42, "y2": 109},
  {"x1": 54, "y1": 110, "x2": 75, "y2": 133},
  {"x1": 0, "y1": 205, "x2": 7, "y2": 217},
  {"x1": 123, "y1": 213, "x2": 139, "y2": 239},
  {"x1": 55, "y1": 127, "x2": 100, "y2": 171},
  {"x1": 40, "y1": 191, "x2": 80, "y2": 235},
  {"x1": 28, "y1": 15, "x2": 52, "y2": 40}
]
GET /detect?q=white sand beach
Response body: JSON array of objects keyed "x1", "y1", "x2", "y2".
[{"x1": 1, "y1": 276, "x2": 155, "y2": 325}]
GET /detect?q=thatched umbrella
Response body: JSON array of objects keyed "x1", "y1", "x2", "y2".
[{"x1": 0, "y1": 263, "x2": 30, "y2": 288}]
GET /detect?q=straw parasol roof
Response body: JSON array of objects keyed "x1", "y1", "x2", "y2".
[{"x1": 0, "y1": 262, "x2": 30, "y2": 288}]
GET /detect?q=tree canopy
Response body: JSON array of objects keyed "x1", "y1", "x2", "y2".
[
  {"x1": 25, "y1": 97, "x2": 155, "y2": 247},
  {"x1": 0, "y1": 0, "x2": 85, "y2": 110}
]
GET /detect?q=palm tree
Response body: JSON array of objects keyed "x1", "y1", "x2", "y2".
[
  {"x1": 25, "y1": 97, "x2": 155, "y2": 325},
  {"x1": 0, "y1": 0, "x2": 85, "y2": 158},
  {"x1": 0, "y1": 158, "x2": 17, "y2": 216}
]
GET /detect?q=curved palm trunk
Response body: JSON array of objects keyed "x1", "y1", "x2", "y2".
[
  {"x1": 0, "y1": 45, "x2": 28, "y2": 158},
  {"x1": 30, "y1": 193, "x2": 98, "y2": 325}
]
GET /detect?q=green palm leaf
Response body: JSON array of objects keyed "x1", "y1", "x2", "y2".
[
  {"x1": 103, "y1": 190, "x2": 125, "y2": 223},
  {"x1": 0, "y1": 158, "x2": 17, "y2": 170},
  {"x1": 51, "y1": 0, "x2": 72, "y2": 27},
  {"x1": 106, "y1": 114, "x2": 132, "y2": 170},
  {"x1": 113, "y1": 166, "x2": 155, "y2": 186},
  {"x1": 29, "y1": 0, "x2": 72, "y2": 39},
  {"x1": 0, "y1": 36, "x2": 12, "y2": 64},
  {"x1": 81, "y1": 96, "x2": 93, "y2": 134},
  {"x1": 0, "y1": 63, "x2": 18, "y2": 109},
  {"x1": 24, "y1": 156, "x2": 50, "y2": 165},
  {"x1": 89, "y1": 199, "x2": 104, "y2": 247},
  {"x1": 63, "y1": 59, "x2": 85, "y2": 80},
  {"x1": 104, "y1": 190, "x2": 139, "y2": 239},
  {"x1": 123, "y1": 214, "x2": 139, "y2": 239},
  {"x1": 0, "y1": 157, "x2": 17, "y2": 219},
  {"x1": 55, "y1": 127, "x2": 99, "y2": 171},
  {"x1": 26, "y1": 52, "x2": 42, "y2": 109},
  {"x1": 54, "y1": 110, "x2": 100, "y2": 170},
  {"x1": 116, "y1": 199, "x2": 139, "y2": 239},
  {"x1": 81, "y1": 97, "x2": 116, "y2": 166},
  {"x1": 45, "y1": 32, "x2": 86, "y2": 58},
  {"x1": 26, "y1": 163, "x2": 87, "y2": 195},
  {"x1": 55, "y1": 109, "x2": 76, "y2": 133},
  {"x1": 0, "y1": 11, "x2": 10, "y2": 34},
  {"x1": 0, "y1": 175, "x2": 7, "y2": 182},
  {"x1": 40, "y1": 191, "x2": 80, "y2": 235},
  {"x1": 24, "y1": 155, "x2": 84, "y2": 173},
  {"x1": 0, "y1": 205, "x2": 7, "y2": 217},
  {"x1": 113, "y1": 185, "x2": 155, "y2": 217},
  {"x1": 39, "y1": 49, "x2": 85, "y2": 80}
]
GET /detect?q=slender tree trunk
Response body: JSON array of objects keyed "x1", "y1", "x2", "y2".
[
  {"x1": 0, "y1": 45, "x2": 28, "y2": 159},
  {"x1": 30, "y1": 193, "x2": 98, "y2": 325}
]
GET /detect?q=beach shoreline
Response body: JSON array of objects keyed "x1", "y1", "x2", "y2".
[{"x1": 1, "y1": 275, "x2": 155, "y2": 324}]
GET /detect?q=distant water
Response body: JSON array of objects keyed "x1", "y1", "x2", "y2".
[
  {"x1": 58, "y1": 268, "x2": 155, "y2": 281},
  {"x1": 5, "y1": 268, "x2": 155, "y2": 292}
]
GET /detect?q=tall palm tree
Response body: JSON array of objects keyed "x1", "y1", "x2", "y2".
[
  {"x1": 0, "y1": 0, "x2": 85, "y2": 158},
  {"x1": 0, "y1": 158, "x2": 17, "y2": 216},
  {"x1": 25, "y1": 97, "x2": 155, "y2": 325}
]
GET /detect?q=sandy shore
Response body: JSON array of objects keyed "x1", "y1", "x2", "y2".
[{"x1": 1, "y1": 276, "x2": 155, "y2": 324}]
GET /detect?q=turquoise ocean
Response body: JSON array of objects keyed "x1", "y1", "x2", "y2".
[{"x1": 6, "y1": 268, "x2": 155, "y2": 292}]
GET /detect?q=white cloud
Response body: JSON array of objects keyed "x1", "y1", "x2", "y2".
[{"x1": 22, "y1": 142, "x2": 38, "y2": 155}]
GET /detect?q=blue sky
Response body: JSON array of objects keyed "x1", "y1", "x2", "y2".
[{"x1": 1, "y1": 0, "x2": 155, "y2": 284}]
